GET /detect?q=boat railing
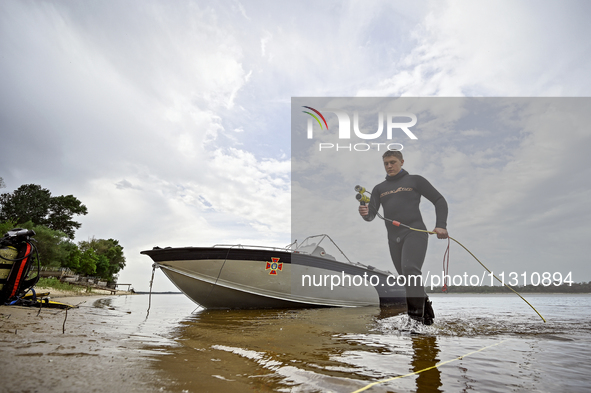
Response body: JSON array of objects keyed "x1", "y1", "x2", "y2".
[{"x1": 211, "y1": 244, "x2": 296, "y2": 253}]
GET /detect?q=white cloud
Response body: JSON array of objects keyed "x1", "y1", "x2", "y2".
[
  {"x1": 260, "y1": 30, "x2": 272, "y2": 58},
  {"x1": 359, "y1": 0, "x2": 591, "y2": 97}
]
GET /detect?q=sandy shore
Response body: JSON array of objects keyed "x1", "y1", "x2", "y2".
[{"x1": 0, "y1": 292, "x2": 171, "y2": 393}]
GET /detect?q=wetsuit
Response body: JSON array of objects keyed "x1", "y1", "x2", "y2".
[{"x1": 363, "y1": 169, "x2": 448, "y2": 321}]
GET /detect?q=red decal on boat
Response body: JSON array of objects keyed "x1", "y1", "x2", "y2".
[{"x1": 266, "y1": 258, "x2": 282, "y2": 275}]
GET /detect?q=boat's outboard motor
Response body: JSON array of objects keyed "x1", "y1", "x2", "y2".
[{"x1": 0, "y1": 228, "x2": 39, "y2": 304}]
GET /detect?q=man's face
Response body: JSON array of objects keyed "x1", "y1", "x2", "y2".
[{"x1": 383, "y1": 156, "x2": 404, "y2": 176}]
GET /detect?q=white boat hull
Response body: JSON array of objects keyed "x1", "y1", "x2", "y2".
[{"x1": 141, "y1": 244, "x2": 405, "y2": 310}]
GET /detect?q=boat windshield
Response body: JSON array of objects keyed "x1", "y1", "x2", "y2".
[
  {"x1": 212, "y1": 234, "x2": 354, "y2": 265},
  {"x1": 294, "y1": 234, "x2": 352, "y2": 264}
]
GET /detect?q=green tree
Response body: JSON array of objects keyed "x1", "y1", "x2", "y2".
[
  {"x1": 78, "y1": 248, "x2": 98, "y2": 276},
  {"x1": 0, "y1": 184, "x2": 52, "y2": 226},
  {"x1": 47, "y1": 195, "x2": 88, "y2": 239},
  {"x1": 61, "y1": 241, "x2": 81, "y2": 271},
  {"x1": 0, "y1": 219, "x2": 17, "y2": 237},
  {"x1": 95, "y1": 255, "x2": 111, "y2": 279},
  {"x1": 18, "y1": 221, "x2": 70, "y2": 268},
  {"x1": 79, "y1": 237, "x2": 126, "y2": 280},
  {"x1": 0, "y1": 184, "x2": 87, "y2": 239}
]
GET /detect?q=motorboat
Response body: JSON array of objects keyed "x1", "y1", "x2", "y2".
[{"x1": 140, "y1": 234, "x2": 406, "y2": 309}]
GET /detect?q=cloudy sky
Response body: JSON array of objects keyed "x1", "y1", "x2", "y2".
[
  {"x1": 290, "y1": 97, "x2": 591, "y2": 289},
  {"x1": 1, "y1": 0, "x2": 590, "y2": 291}
]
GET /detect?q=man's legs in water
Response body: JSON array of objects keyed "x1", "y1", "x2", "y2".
[{"x1": 388, "y1": 232, "x2": 434, "y2": 325}]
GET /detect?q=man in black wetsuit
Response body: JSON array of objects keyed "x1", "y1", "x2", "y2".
[{"x1": 359, "y1": 150, "x2": 448, "y2": 325}]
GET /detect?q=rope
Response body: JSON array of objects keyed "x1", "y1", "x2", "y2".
[
  {"x1": 350, "y1": 340, "x2": 506, "y2": 393},
  {"x1": 446, "y1": 235, "x2": 546, "y2": 323},
  {"x1": 442, "y1": 237, "x2": 450, "y2": 293},
  {"x1": 401, "y1": 226, "x2": 546, "y2": 322},
  {"x1": 361, "y1": 191, "x2": 546, "y2": 323},
  {"x1": 146, "y1": 263, "x2": 156, "y2": 317}
]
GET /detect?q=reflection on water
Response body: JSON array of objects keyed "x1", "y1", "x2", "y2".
[
  {"x1": 154, "y1": 305, "x2": 442, "y2": 392},
  {"x1": 101, "y1": 294, "x2": 591, "y2": 393},
  {"x1": 411, "y1": 336, "x2": 442, "y2": 393}
]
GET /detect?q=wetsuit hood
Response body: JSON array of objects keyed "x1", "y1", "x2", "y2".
[{"x1": 385, "y1": 168, "x2": 408, "y2": 181}]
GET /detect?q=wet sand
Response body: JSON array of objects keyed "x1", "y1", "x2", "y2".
[{"x1": 0, "y1": 293, "x2": 168, "y2": 393}]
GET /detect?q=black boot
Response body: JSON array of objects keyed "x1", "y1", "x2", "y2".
[
  {"x1": 407, "y1": 296, "x2": 435, "y2": 326},
  {"x1": 423, "y1": 297, "x2": 435, "y2": 325}
]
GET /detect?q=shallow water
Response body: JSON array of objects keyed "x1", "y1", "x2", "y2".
[{"x1": 98, "y1": 293, "x2": 591, "y2": 392}]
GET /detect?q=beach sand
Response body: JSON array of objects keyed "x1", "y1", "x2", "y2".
[
  {"x1": 32, "y1": 285, "x2": 134, "y2": 298},
  {"x1": 0, "y1": 292, "x2": 170, "y2": 393}
]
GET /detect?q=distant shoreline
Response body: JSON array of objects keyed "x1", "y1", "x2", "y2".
[
  {"x1": 426, "y1": 283, "x2": 591, "y2": 294},
  {"x1": 133, "y1": 291, "x2": 182, "y2": 295}
]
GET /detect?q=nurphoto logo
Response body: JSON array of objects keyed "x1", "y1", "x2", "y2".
[{"x1": 302, "y1": 106, "x2": 418, "y2": 152}]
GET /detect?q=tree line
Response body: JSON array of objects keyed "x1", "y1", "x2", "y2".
[{"x1": 0, "y1": 181, "x2": 125, "y2": 282}]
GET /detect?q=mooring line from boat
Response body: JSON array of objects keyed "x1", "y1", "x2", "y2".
[
  {"x1": 146, "y1": 263, "x2": 156, "y2": 317},
  {"x1": 350, "y1": 339, "x2": 507, "y2": 393},
  {"x1": 358, "y1": 188, "x2": 546, "y2": 323}
]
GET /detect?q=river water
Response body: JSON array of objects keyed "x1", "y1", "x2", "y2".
[{"x1": 97, "y1": 293, "x2": 591, "y2": 392}]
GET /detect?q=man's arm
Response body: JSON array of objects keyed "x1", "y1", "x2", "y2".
[{"x1": 416, "y1": 176, "x2": 448, "y2": 235}]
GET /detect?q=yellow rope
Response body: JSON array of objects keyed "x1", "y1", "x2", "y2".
[
  {"x1": 447, "y1": 235, "x2": 546, "y2": 323},
  {"x1": 409, "y1": 228, "x2": 546, "y2": 323},
  {"x1": 350, "y1": 340, "x2": 506, "y2": 393}
]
